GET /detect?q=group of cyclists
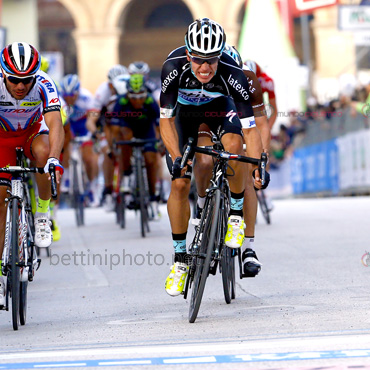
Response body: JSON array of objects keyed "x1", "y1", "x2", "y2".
[{"x1": 0, "y1": 16, "x2": 278, "y2": 307}]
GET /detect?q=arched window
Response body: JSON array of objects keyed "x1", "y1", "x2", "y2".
[
  {"x1": 145, "y1": 4, "x2": 193, "y2": 28},
  {"x1": 38, "y1": 0, "x2": 77, "y2": 75},
  {"x1": 119, "y1": 0, "x2": 193, "y2": 75}
]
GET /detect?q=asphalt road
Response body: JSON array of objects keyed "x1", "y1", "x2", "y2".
[{"x1": 1, "y1": 196, "x2": 370, "y2": 369}]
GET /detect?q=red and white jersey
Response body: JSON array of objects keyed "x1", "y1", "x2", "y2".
[
  {"x1": 243, "y1": 62, "x2": 276, "y2": 100},
  {"x1": 0, "y1": 70, "x2": 60, "y2": 133},
  {"x1": 258, "y1": 72, "x2": 276, "y2": 100},
  {"x1": 92, "y1": 81, "x2": 121, "y2": 112}
]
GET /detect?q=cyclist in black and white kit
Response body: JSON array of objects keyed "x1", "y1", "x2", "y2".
[{"x1": 160, "y1": 18, "x2": 264, "y2": 296}]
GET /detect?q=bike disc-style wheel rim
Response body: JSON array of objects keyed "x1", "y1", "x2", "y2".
[
  {"x1": 19, "y1": 281, "x2": 28, "y2": 325},
  {"x1": 221, "y1": 246, "x2": 233, "y2": 304},
  {"x1": 119, "y1": 193, "x2": 126, "y2": 229},
  {"x1": 11, "y1": 199, "x2": 20, "y2": 330},
  {"x1": 231, "y1": 254, "x2": 236, "y2": 299},
  {"x1": 79, "y1": 195, "x2": 85, "y2": 226},
  {"x1": 189, "y1": 189, "x2": 220, "y2": 323},
  {"x1": 259, "y1": 191, "x2": 271, "y2": 224},
  {"x1": 137, "y1": 160, "x2": 147, "y2": 238}
]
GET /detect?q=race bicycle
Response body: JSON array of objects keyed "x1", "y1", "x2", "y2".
[
  {"x1": 114, "y1": 138, "x2": 157, "y2": 238},
  {"x1": 181, "y1": 137, "x2": 267, "y2": 323},
  {"x1": 257, "y1": 189, "x2": 271, "y2": 224},
  {"x1": 0, "y1": 147, "x2": 57, "y2": 330},
  {"x1": 69, "y1": 136, "x2": 90, "y2": 227}
]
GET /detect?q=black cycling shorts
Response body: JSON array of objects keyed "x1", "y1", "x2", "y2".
[{"x1": 166, "y1": 96, "x2": 245, "y2": 178}]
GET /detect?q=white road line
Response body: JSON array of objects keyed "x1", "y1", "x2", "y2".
[
  {"x1": 34, "y1": 364, "x2": 87, "y2": 368},
  {"x1": 163, "y1": 356, "x2": 217, "y2": 364},
  {"x1": 98, "y1": 361, "x2": 152, "y2": 365}
]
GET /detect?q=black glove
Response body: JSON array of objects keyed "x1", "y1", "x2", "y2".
[
  {"x1": 252, "y1": 168, "x2": 270, "y2": 190},
  {"x1": 171, "y1": 157, "x2": 182, "y2": 179}
]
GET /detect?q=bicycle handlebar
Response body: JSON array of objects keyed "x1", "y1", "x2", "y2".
[
  {"x1": 114, "y1": 138, "x2": 159, "y2": 148},
  {"x1": 0, "y1": 165, "x2": 58, "y2": 200},
  {"x1": 71, "y1": 135, "x2": 92, "y2": 144},
  {"x1": 180, "y1": 137, "x2": 267, "y2": 186}
]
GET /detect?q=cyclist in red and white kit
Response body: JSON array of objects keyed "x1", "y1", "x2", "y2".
[
  {"x1": 0, "y1": 42, "x2": 64, "y2": 307},
  {"x1": 244, "y1": 60, "x2": 277, "y2": 131}
]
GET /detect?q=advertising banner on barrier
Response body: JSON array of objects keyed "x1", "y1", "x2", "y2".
[
  {"x1": 337, "y1": 130, "x2": 370, "y2": 190},
  {"x1": 291, "y1": 139, "x2": 338, "y2": 194}
]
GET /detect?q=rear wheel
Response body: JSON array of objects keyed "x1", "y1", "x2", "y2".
[
  {"x1": 72, "y1": 162, "x2": 84, "y2": 227},
  {"x1": 231, "y1": 252, "x2": 236, "y2": 299},
  {"x1": 189, "y1": 189, "x2": 220, "y2": 323},
  {"x1": 221, "y1": 246, "x2": 235, "y2": 304},
  {"x1": 257, "y1": 190, "x2": 271, "y2": 224},
  {"x1": 137, "y1": 157, "x2": 149, "y2": 237},
  {"x1": 118, "y1": 192, "x2": 126, "y2": 229},
  {"x1": 19, "y1": 281, "x2": 28, "y2": 325}
]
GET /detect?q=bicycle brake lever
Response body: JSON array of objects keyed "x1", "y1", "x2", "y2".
[
  {"x1": 49, "y1": 163, "x2": 58, "y2": 200},
  {"x1": 180, "y1": 137, "x2": 194, "y2": 169},
  {"x1": 260, "y1": 153, "x2": 267, "y2": 186}
]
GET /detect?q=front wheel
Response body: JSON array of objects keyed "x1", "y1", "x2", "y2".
[
  {"x1": 10, "y1": 198, "x2": 20, "y2": 331},
  {"x1": 189, "y1": 189, "x2": 220, "y2": 323}
]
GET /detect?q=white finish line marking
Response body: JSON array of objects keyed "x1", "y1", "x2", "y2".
[
  {"x1": 1, "y1": 349, "x2": 370, "y2": 368},
  {"x1": 2, "y1": 334, "x2": 370, "y2": 361},
  {"x1": 34, "y1": 364, "x2": 87, "y2": 368}
]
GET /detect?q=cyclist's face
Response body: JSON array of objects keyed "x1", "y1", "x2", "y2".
[
  {"x1": 5, "y1": 76, "x2": 34, "y2": 100},
  {"x1": 64, "y1": 93, "x2": 78, "y2": 106},
  {"x1": 129, "y1": 96, "x2": 146, "y2": 109},
  {"x1": 186, "y1": 51, "x2": 218, "y2": 84}
]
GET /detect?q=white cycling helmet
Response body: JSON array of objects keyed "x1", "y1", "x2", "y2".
[
  {"x1": 111, "y1": 74, "x2": 129, "y2": 96},
  {"x1": 0, "y1": 42, "x2": 40, "y2": 77},
  {"x1": 185, "y1": 18, "x2": 226, "y2": 58},
  {"x1": 224, "y1": 45, "x2": 243, "y2": 67},
  {"x1": 60, "y1": 74, "x2": 80, "y2": 96},
  {"x1": 128, "y1": 61, "x2": 150, "y2": 75},
  {"x1": 107, "y1": 64, "x2": 128, "y2": 82},
  {"x1": 244, "y1": 60, "x2": 257, "y2": 74}
]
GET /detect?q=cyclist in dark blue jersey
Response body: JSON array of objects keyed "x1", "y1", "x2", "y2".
[
  {"x1": 160, "y1": 18, "x2": 264, "y2": 296},
  {"x1": 110, "y1": 74, "x2": 160, "y2": 215}
]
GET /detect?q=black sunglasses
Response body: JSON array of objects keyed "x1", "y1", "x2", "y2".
[
  {"x1": 128, "y1": 92, "x2": 147, "y2": 99},
  {"x1": 7, "y1": 75, "x2": 35, "y2": 85},
  {"x1": 189, "y1": 55, "x2": 220, "y2": 65}
]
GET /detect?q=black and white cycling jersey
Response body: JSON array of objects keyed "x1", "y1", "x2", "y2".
[{"x1": 159, "y1": 46, "x2": 256, "y2": 129}]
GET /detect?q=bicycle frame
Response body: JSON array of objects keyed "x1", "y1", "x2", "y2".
[
  {"x1": 114, "y1": 138, "x2": 157, "y2": 237},
  {"x1": 2, "y1": 177, "x2": 28, "y2": 282},
  {"x1": 69, "y1": 136, "x2": 90, "y2": 226},
  {"x1": 69, "y1": 137, "x2": 89, "y2": 197},
  {"x1": 0, "y1": 148, "x2": 56, "y2": 330},
  {"x1": 182, "y1": 137, "x2": 267, "y2": 323},
  {"x1": 190, "y1": 145, "x2": 230, "y2": 264}
]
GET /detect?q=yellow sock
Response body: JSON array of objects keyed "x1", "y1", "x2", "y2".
[
  {"x1": 37, "y1": 198, "x2": 50, "y2": 214},
  {"x1": 50, "y1": 201, "x2": 55, "y2": 218},
  {"x1": 0, "y1": 260, "x2": 2, "y2": 276}
]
